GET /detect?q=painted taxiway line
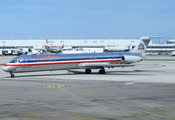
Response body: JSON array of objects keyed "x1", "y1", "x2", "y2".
[
  {"x1": 0, "y1": 109, "x2": 14, "y2": 112},
  {"x1": 43, "y1": 85, "x2": 69, "y2": 88},
  {"x1": 65, "y1": 87, "x2": 174, "y2": 120},
  {"x1": 25, "y1": 112, "x2": 53, "y2": 116}
]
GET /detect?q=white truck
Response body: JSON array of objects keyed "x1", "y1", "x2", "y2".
[{"x1": 170, "y1": 51, "x2": 175, "y2": 56}]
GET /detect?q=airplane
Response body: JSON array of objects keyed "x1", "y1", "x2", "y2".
[
  {"x1": 45, "y1": 38, "x2": 63, "y2": 53},
  {"x1": 2, "y1": 37, "x2": 151, "y2": 78}
]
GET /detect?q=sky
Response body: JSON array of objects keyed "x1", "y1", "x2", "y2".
[{"x1": 0, "y1": 0, "x2": 175, "y2": 43}]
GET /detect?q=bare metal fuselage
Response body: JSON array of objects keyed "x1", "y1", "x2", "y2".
[{"x1": 3, "y1": 52, "x2": 141, "y2": 73}]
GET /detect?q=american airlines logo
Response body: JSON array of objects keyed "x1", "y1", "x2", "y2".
[
  {"x1": 138, "y1": 43, "x2": 144, "y2": 50},
  {"x1": 37, "y1": 56, "x2": 59, "y2": 60}
]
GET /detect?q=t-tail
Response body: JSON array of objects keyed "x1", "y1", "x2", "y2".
[
  {"x1": 131, "y1": 36, "x2": 151, "y2": 54},
  {"x1": 46, "y1": 38, "x2": 48, "y2": 44}
]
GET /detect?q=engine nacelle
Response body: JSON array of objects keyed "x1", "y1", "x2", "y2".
[{"x1": 121, "y1": 56, "x2": 142, "y2": 64}]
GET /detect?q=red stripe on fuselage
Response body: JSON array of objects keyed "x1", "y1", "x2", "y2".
[{"x1": 4, "y1": 59, "x2": 121, "y2": 67}]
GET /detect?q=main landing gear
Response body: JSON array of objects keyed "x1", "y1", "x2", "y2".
[
  {"x1": 99, "y1": 68, "x2": 105, "y2": 74},
  {"x1": 85, "y1": 69, "x2": 91, "y2": 74},
  {"x1": 10, "y1": 71, "x2": 15, "y2": 78},
  {"x1": 85, "y1": 68, "x2": 106, "y2": 74}
]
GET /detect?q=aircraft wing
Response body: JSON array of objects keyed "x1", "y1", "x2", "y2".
[{"x1": 78, "y1": 63, "x2": 136, "y2": 68}]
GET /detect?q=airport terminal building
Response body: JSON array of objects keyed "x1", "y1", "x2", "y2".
[{"x1": 0, "y1": 39, "x2": 175, "y2": 55}]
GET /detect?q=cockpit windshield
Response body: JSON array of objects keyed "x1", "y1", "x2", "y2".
[{"x1": 10, "y1": 58, "x2": 21, "y2": 63}]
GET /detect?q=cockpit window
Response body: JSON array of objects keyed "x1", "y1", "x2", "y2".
[
  {"x1": 10, "y1": 58, "x2": 21, "y2": 63},
  {"x1": 11, "y1": 60, "x2": 16, "y2": 62}
]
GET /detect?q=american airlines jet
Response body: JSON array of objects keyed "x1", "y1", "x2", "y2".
[
  {"x1": 2, "y1": 37, "x2": 151, "y2": 78},
  {"x1": 45, "y1": 38, "x2": 63, "y2": 53}
]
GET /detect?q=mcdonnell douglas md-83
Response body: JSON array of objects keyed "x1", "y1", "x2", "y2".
[{"x1": 3, "y1": 37, "x2": 151, "y2": 78}]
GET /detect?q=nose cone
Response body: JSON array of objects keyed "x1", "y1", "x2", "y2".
[
  {"x1": 2, "y1": 65, "x2": 16, "y2": 72},
  {"x1": 2, "y1": 66, "x2": 8, "y2": 72}
]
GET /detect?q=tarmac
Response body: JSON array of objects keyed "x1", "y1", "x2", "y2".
[{"x1": 0, "y1": 55, "x2": 175, "y2": 120}]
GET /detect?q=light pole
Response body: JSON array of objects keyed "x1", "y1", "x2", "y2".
[
  {"x1": 120, "y1": 33, "x2": 122, "y2": 39},
  {"x1": 160, "y1": 33, "x2": 163, "y2": 44},
  {"x1": 1, "y1": 34, "x2": 3, "y2": 40},
  {"x1": 69, "y1": 34, "x2": 71, "y2": 39},
  {"x1": 45, "y1": 34, "x2": 47, "y2": 39},
  {"x1": 130, "y1": 33, "x2": 132, "y2": 39}
]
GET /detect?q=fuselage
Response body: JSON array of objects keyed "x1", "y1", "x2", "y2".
[{"x1": 2, "y1": 52, "x2": 142, "y2": 73}]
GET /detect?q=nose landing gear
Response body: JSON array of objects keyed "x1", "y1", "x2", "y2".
[
  {"x1": 11, "y1": 74, "x2": 15, "y2": 78},
  {"x1": 10, "y1": 71, "x2": 15, "y2": 78}
]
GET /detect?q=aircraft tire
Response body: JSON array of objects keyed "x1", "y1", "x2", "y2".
[
  {"x1": 99, "y1": 69, "x2": 105, "y2": 74},
  {"x1": 85, "y1": 69, "x2": 91, "y2": 74},
  {"x1": 11, "y1": 74, "x2": 15, "y2": 78}
]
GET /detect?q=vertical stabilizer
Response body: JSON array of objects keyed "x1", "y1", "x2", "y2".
[
  {"x1": 46, "y1": 38, "x2": 48, "y2": 44},
  {"x1": 131, "y1": 36, "x2": 151, "y2": 54}
]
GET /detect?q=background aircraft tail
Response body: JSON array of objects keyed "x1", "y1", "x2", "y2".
[
  {"x1": 131, "y1": 36, "x2": 151, "y2": 54},
  {"x1": 46, "y1": 38, "x2": 48, "y2": 44}
]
